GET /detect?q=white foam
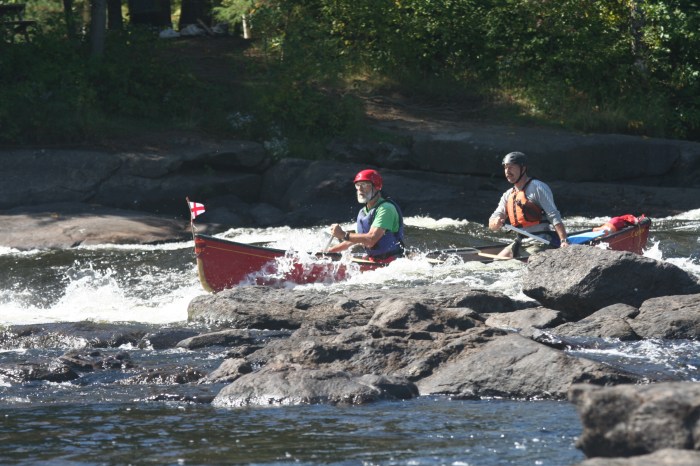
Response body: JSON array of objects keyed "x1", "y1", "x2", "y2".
[
  {"x1": 1, "y1": 214, "x2": 695, "y2": 325},
  {"x1": 643, "y1": 240, "x2": 664, "y2": 261},
  {"x1": 404, "y1": 216, "x2": 471, "y2": 229},
  {"x1": 0, "y1": 262, "x2": 195, "y2": 326},
  {"x1": 663, "y1": 208, "x2": 700, "y2": 221}
]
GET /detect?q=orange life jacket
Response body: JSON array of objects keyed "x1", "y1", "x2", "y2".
[{"x1": 506, "y1": 178, "x2": 544, "y2": 228}]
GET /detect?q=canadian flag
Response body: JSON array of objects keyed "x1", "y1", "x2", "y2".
[{"x1": 188, "y1": 200, "x2": 206, "y2": 220}]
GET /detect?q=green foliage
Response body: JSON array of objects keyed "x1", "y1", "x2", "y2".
[
  {"x1": 255, "y1": 78, "x2": 364, "y2": 152},
  {"x1": 2, "y1": 0, "x2": 700, "y2": 146},
  {"x1": 212, "y1": 0, "x2": 700, "y2": 140},
  {"x1": 212, "y1": 0, "x2": 368, "y2": 157},
  {"x1": 642, "y1": 0, "x2": 700, "y2": 139},
  {"x1": 0, "y1": 26, "x2": 217, "y2": 144},
  {"x1": 0, "y1": 32, "x2": 96, "y2": 143},
  {"x1": 214, "y1": 0, "x2": 254, "y2": 26},
  {"x1": 91, "y1": 29, "x2": 202, "y2": 118}
]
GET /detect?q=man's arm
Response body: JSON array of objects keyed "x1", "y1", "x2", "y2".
[
  {"x1": 327, "y1": 225, "x2": 387, "y2": 252},
  {"x1": 530, "y1": 181, "x2": 563, "y2": 226},
  {"x1": 530, "y1": 181, "x2": 569, "y2": 244},
  {"x1": 554, "y1": 222, "x2": 568, "y2": 246},
  {"x1": 326, "y1": 237, "x2": 353, "y2": 253},
  {"x1": 488, "y1": 191, "x2": 509, "y2": 231},
  {"x1": 329, "y1": 204, "x2": 392, "y2": 252}
]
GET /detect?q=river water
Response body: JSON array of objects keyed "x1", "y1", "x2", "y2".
[{"x1": 1, "y1": 211, "x2": 699, "y2": 465}]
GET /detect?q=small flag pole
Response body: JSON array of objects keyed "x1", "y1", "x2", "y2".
[
  {"x1": 186, "y1": 197, "x2": 197, "y2": 243},
  {"x1": 186, "y1": 197, "x2": 207, "y2": 244}
]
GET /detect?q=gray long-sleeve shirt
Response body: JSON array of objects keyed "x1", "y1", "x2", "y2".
[{"x1": 490, "y1": 179, "x2": 563, "y2": 233}]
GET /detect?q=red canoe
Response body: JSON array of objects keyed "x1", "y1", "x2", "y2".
[
  {"x1": 193, "y1": 216, "x2": 651, "y2": 292},
  {"x1": 193, "y1": 235, "x2": 392, "y2": 292}
]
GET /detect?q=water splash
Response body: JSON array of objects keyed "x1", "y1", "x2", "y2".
[
  {"x1": 664, "y1": 208, "x2": 700, "y2": 221},
  {"x1": 0, "y1": 214, "x2": 695, "y2": 325},
  {"x1": 0, "y1": 245, "x2": 197, "y2": 326},
  {"x1": 571, "y1": 339, "x2": 700, "y2": 381}
]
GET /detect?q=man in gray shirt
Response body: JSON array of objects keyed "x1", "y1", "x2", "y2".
[{"x1": 488, "y1": 152, "x2": 569, "y2": 258}]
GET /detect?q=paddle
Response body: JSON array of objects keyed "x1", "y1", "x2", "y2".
[
  {"x1": 477, "y1": 252, "x2": 512, "y2": 260},
  {"x1": 423, "y1": 247, "x2": 482, "y2": 257},
  {"x1": 503, "y1": 224, "x2": 551, "y2": 245},
  {"x1": 323, "y1": 225, "x2": 357, "y2": 251},
  {"x1": 323, "y1": 232, "x2": 335, "y2": 251},
  {"x1": 314, "y1": 234, "x2": 339, "y2": 260},
  {"x1": 422, "y1": 247, "x2": 500, "y2": 265}
]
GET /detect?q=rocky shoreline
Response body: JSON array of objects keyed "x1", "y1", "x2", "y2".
[{"x1": 2, "y1": 123, "x2": 700, "y2": 464}]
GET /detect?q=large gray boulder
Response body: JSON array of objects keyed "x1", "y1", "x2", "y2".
[
  {"x1": 416, "y1": 332, "x2": 639, "y2": 400},
  {"x1": 629, "y1": 294, "x2": 700, "y2": 340},
  {"x1": 569, "y1": 382, "x2": 700, "y2": 458},
  {"x1": 523, "y1": 246, "x2": 700, "y2": 321},
  {"x1": 187, "y1": 284, "x2": 517, "y2": 329},
  {"x1": 552, "y1": 303, "x2": 641, "y2": 341},
  {"x1": 187, "y1": 285, "x2": 379, "y2": 329},
  {"x1": 192, "y1": 284, "x2": 644, "y2": 402}
]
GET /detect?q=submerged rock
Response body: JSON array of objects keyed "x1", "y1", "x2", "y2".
[
  {"x1": 0, "y1": 362, "x2": 79, "y2": 383},
  {"x1": 212, "y1": 366, "x2": 418, "y2": 407}
]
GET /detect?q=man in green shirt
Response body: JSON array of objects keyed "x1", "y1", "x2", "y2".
[{"x1": 328, "y1": 169, "x2": 405, "y2": 260}]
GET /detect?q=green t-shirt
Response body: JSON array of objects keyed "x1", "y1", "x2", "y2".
[{"x1": 363, "y1": 198, "x2": 400, "y2": 233}]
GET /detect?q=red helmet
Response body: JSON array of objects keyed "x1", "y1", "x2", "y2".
[{"x1": 353, "y1": 169, "x2": 382, "y2": 190}]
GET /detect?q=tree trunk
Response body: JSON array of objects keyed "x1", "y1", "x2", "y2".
[
  {"x1": 62, "y1": 0, "x2": 76, "y2": 38},
  {"x1": 107, "y1": 0, "x2": 123, "y2": 30},
  {"x1": 629, "y1": 0, "x2": 648, "y2": 73},
  {"x1": 179, "y1": 0, "x2": 211, "y2": 29},
  {"x1": 91, "y1": 0, "x2": 107, "y2": 58},
  {"x1": 128, "y1": 0, "x2": 172, "y2": 28}
]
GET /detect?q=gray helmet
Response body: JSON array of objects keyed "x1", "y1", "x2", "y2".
[{"x1": 502, "y1": 151, "x2": 528, "y2": 166}]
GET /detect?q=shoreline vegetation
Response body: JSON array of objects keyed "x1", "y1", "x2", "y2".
[{"x1": 1, "y1": 1, "x2": 699, "y2": 155}]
